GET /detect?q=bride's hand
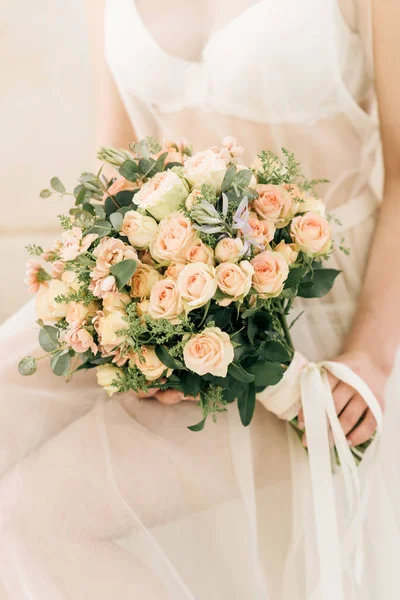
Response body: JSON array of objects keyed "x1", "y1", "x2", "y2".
[
  {"x1": 298, "y1": 349, "x2": 387, "y2": 447},
  {"x1": 134, "y1": 387, "x2": 198, "y2": 405}
]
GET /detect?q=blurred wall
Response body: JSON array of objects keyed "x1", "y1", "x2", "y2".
[{"x1": 0, "y1": 0, "x2": 95, "y2": 323}]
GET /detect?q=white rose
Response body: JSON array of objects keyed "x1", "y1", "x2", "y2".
[
  {"x1": 35, "y1": 279, "x2": 72, "y2": 322},
  {"x1": 66, "y1": 300, "x2": 98, "y2": 327},
  {"x1": 129, "y1": 346, "x2": 170, "y2": 381},
  {"x1": 214, "y1": 237, "x2": 245, "y2": 263},
  {"x1": 97, "y1": 309, "x2": 129, "y2": 349},
  {"x1": 134, "y1": 170, "x2": 190, "y2": 221},
  {"x1": 102, "y1": 292, "x2": 132, "y2": 314},
  {"x1": 121, "y1": 210, "x2": 158, "y2": 249},
  {"x1": 297, "y1": 196, "x2": 326, "y2": 216},
  {"x1": 177, "y1": 263, "x2": 217, "y2": 313},
  {"x1": 184, "y1": 149, "x2": 227, "y2": 194},
  {"x1": 183, "y1": 327, "x2": 234, "y2": 377},
  {"x1": 96, "y1": 364, "x2": 122, "y2": 396}
]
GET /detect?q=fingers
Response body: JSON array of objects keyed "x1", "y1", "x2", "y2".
[
  {"x1": 347, "y1": 409, "x2": 377, "y2": 446},
  {"x1": 338, "y1": 393, "x2": 367, "y2": 437},
  {"x1": 136, "y1": 387, "x2": 160, "y2": 399},
  {"x1": 332, "y1": 382, "x2": 354, "y2": 415},
  {"x1": 298, "y1": 371, "x2": 338, "y2": 429},
  {"x1": 154, "y1": 389, "x2": 185, "y2": 405}
]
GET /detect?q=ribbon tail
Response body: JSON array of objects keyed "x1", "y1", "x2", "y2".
[{"x1": 300, "y1": 364, "x2": 345, "y2": 600}]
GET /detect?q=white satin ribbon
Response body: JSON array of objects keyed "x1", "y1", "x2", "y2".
[{"x1": 257, "y1": 354, "x2": 383, "y2": 599}]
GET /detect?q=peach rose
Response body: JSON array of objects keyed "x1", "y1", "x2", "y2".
[
  {"x1": 130, "y1": 264, "x2": 162, "y2": 300},
  {"x1": 35, "y1": 279, "x2": 72, "y2": 322},
  {"x1": 121, "y1": 210, "x2": 158, "y2": 249},
  {"x1": 186, "y1": 241, "x2": 215, "y2": 266},
  {"x1": 66, "y1": 300, "x2": 98, "y2": 327},
  {"x1": 134, "y1": 170, "x2": 189, "y2": 221},
  {"x1": 183, "y1": 327, "x2": 234, "y2": 377},
  {"x1": 184, "y1": 149, "x2": 227, "y2": 193},
  {"x1": 214, "y1": 237, "x2": 244, "y2": 263},
  {"x1": 215, "y1": 261, "x2": 254, "y2": 306},
  {"x1": 185, "y1": 188, "x2": 203, "y2": 211},
  {"x1": 129, "y1": 346, "x2": 170, "y2": 381},
  {"x1": 246, "y1": 218, "x2": 276, "y2": 247},
  {"x1": 65, "y1": 326, "x2": 97, "y2": 354},
  {"x1": 177, "y1": 263, "x2": 217, "y2": 312},
  {"x1": 274, "y1": 241, "x2": 299, "y2": 264},
  {"x1": 97, "y1": 309, "x2": 129, "y2": 350},
  {"x1": 150, "y1": 212, "x2": 198, "y2": 263},
  {"x1": 148, "y1": 278, "x2": 183, "y2": 323},
  {"x1": 102, "y1": 291, "x2": 131, "y2": 314},
  {"x1": 251, "y1": 250, "x2": 289, "y2": 298},
  {"x1": 96, "y1": 364, "x2": 122, "y2": 396},
  {"x1": 165, "y1": 261, "x2": 187, "y2": 280},
  {"x1": 253, "y1": 184, "x2": 295, "y2": 228},
  {"x1": 60, "y1": 227, "x2": 98, "y2": 262},
  {"x1": 107, "y1": 176, "x2": 138, "y2": 196},
  {"x1": 290, "y1": 212, "x2": 332, "y2": 256}
]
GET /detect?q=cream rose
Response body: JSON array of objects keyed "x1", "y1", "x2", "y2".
[
  {"x1": 96, "y1": 364, "x2": 122, "y2": 397},
  {"x1": 65, "y1": 326, "x2": 97, "y2": 354},
  {"x1": 296, "y1": 196, "x2": 326, "y2": 216},
  {"x1": 130, "y1": 264, "x2": 162, "y2": 300},
  {"x1": 253, "y1": 184, "x2": 295, "y2": 228},
  {"x1": 290, "y1": 212, "x2": 332, "y2": 256},
  {"x1": 136, "y1": 299, "x2": 150, "y2": 317},
  {"x1": 183, "y1": 327, "x2": 234, "y2": 377},
  {"x1": 274, "y1": 240, "x2": 299, "y2": 264},
  {"x1": 121, "y1": 210, "x2": 158, "y2": 249},
  {"x1": 177, "y1": 263, "x2": 217, "y2": 312},
  {"x1": 215, "y1": 261, "x2": 254, "y2": 306},
  {"x1": 150, "y1": 212, "x2": 198, "y2": 263},
  {"x1": 129, "y1": 346, "x2": 169, "y2": 381},
  {"x1": 134, "y1": 170, "x2": 189, "y2": 221},
  {"x1": 97, "y1": 309, "x2": 129, "y2": 349},
  {"x1": 214, "y1": 237, "x2": 244, "y2": 263},
  {"x1": 102, "y1": 291, "x2": 131, "y2": 314},
  {"x1": 186, "y1": 241, "x2": 215, "y2": 266},
  {"x1": 251, "y1": 250, "x2": 289, "y2": 298},
  {"x1": 185, "y1": 189, "x2": 203, "y2": 211},
  {"x1": 184, "y1": 149, "x2": 227, "y2": 193},
  {"x1": 148, "y1": 278, "x2": 183, "y2": 323},
  {"x1": 66, "y1": 300, "x2": 98, "y2": 327},
  {"x1": 35, "y1": 279, "x2": 72, "y2": 322},
  {"x1": 165, "y1": 261, "x2": 187, "y2": 280}
]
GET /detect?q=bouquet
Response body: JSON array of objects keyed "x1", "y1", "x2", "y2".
[{"x1": 20, "y1": 136, "x2": 341, "y2": 435}]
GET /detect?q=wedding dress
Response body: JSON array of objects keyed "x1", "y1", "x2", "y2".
[{"x1": 1, "y1": 1, "x2": 400, "y2": 598}]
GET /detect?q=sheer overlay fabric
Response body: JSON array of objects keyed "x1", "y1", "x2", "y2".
[{"x1": 1, "y1": 1, "x2": 400, "y2": 598}]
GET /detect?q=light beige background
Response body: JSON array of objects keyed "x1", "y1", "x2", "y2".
[{"x1": 0, "y1": 0, "x2": 95, "y2": 323}]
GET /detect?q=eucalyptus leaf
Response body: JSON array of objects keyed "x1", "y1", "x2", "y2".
[
  {"x1": 73, "y1": 210, "x2": 95, "y2": 229},
  {"x1": 39, "y1": 325, "x2": 60, "y2": 352},
  {"x1": 155, "y1": 152, "x2": 168, "y2": 172},
  {"x1": 18, "y1": 356, "x2": 37, "y2": 376},
  {"x1": 40, "y1": 189, "x2": 52, "y2": 199},
  {"x1": 138, "y1": 158, "x2": 157, "y2": 177},
  {"x1": 75, "y1": 186, "x2": 90, "y2": 206},
  {"x1": 50, "y1": 352, "x2": 71, "y2": 377},
  {"x1": 234, "y1": 169, "x2": 252, "y2": 189},
  {"x1": 87, "y1": 220, "x2": 112, "y2": 238},
  {"x1": 94, "y1": 204, "x2": 106, "y2": 219},
  {"x1": 109, "y1": 259, "x2": 137, "y2": 290},
  {"x1": 298, "y1": 268, "x2": 341, "y2": 299},
  {"x1": 164, "y1": 161, "x2": 183, "y2": 170},
  {"x1": 119, "y1": 160, "x2": 139, "y2": 182},
  {"x1": 50, "y1": 177, "x2": 65, "y2": 194},
  {"x1": 221, "y1": 165, "x2": 237, "y2": 192},
  {"x1": 110, "y1": 212, "x2": 123, "y2": 232}
]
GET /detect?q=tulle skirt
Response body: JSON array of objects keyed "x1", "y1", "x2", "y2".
[{"x1": 0, "y1": 195, "x2": 399, "y2": 599}]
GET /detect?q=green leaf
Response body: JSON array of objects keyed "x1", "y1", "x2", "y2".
[
  {"x1": 221, "y1": 165, "x2": 237, "y2": 192},
  {"x1": 234, "y1": 169, "x2": 253, "y2": 189},
  {"x1": 94, "y1": 204, "x2": 106, "y2": 219},
  {"x1": 110, "y1": 259, "x2": 137, "y2": 291},
  {"x1": 164, "y1": 162, "x2": 183, "y2": 170},
  {"x1": 298, "y1": 268, "x2": 341, "y2": 299},
  {"x1": 247, "y1": 316, "x2": 258, "y2": 345},
  {"x1": 75, "y1": 186, "x2": 90, "y2": 205},
  {"x1": 138, "y1": 158, "x2": 157, "y2": 177},
  {"x1": 38, "y1": 325, "x2": 60, "y2": 352},
  {"x1": 237, "y1": 383, "x2": 256, "y2": 426},
  {"x1": 188, "y1": 417, "x2": 207, "y2": 432},
  {"x1": 260, "y1": 341, "x2": 291, "y2": 363},
  {"x1": 87, "y1": 220, "x2": 112, "y2": 239},
  {"x1": 284, "y1": 267, "x2": 308, "y2": 290},
  {"x1": 155, "y1": 152, "x2": 168, "y2": 172},
  {"x1": 50, "y1": 177, "x2": 65, "y2": 194},
  {"x1": 110, "y1": 212, "x2": 123, "y2": 232},
  {"x1": 119, "y1": 160, "x2": 139, "y2": 182},
  {"x1": 18, "y1": 356, "x2": 37, "y2": 376},
  {"x1": 71, "y1": 209, "x2": 96, "y2": 229},
  {"x1": 180, "y1": 372, "x2": 202, "y2": 397},
  {"x1": 155, "y1": 345, "x2": 186, "y2": 370},
  {"x1": 228, "y1": 363, "x2": 255, "y2": 383},
  {"x1": 39, "y1": 189, "x2": 52, "y2": 199},
  {"x1": 114, "y1": 190, "x2": 136, "y2": 207},
  {"x1": 50, "y1": 352, "x2": 71, "y2": 376},
  {"x1": 246, "y1": 361, "x2": 283, "y2": 388}
]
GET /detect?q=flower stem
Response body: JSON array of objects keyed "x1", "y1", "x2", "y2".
[{"x1": 280, "y1": 313, "x2": 294, "y2": 353}]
